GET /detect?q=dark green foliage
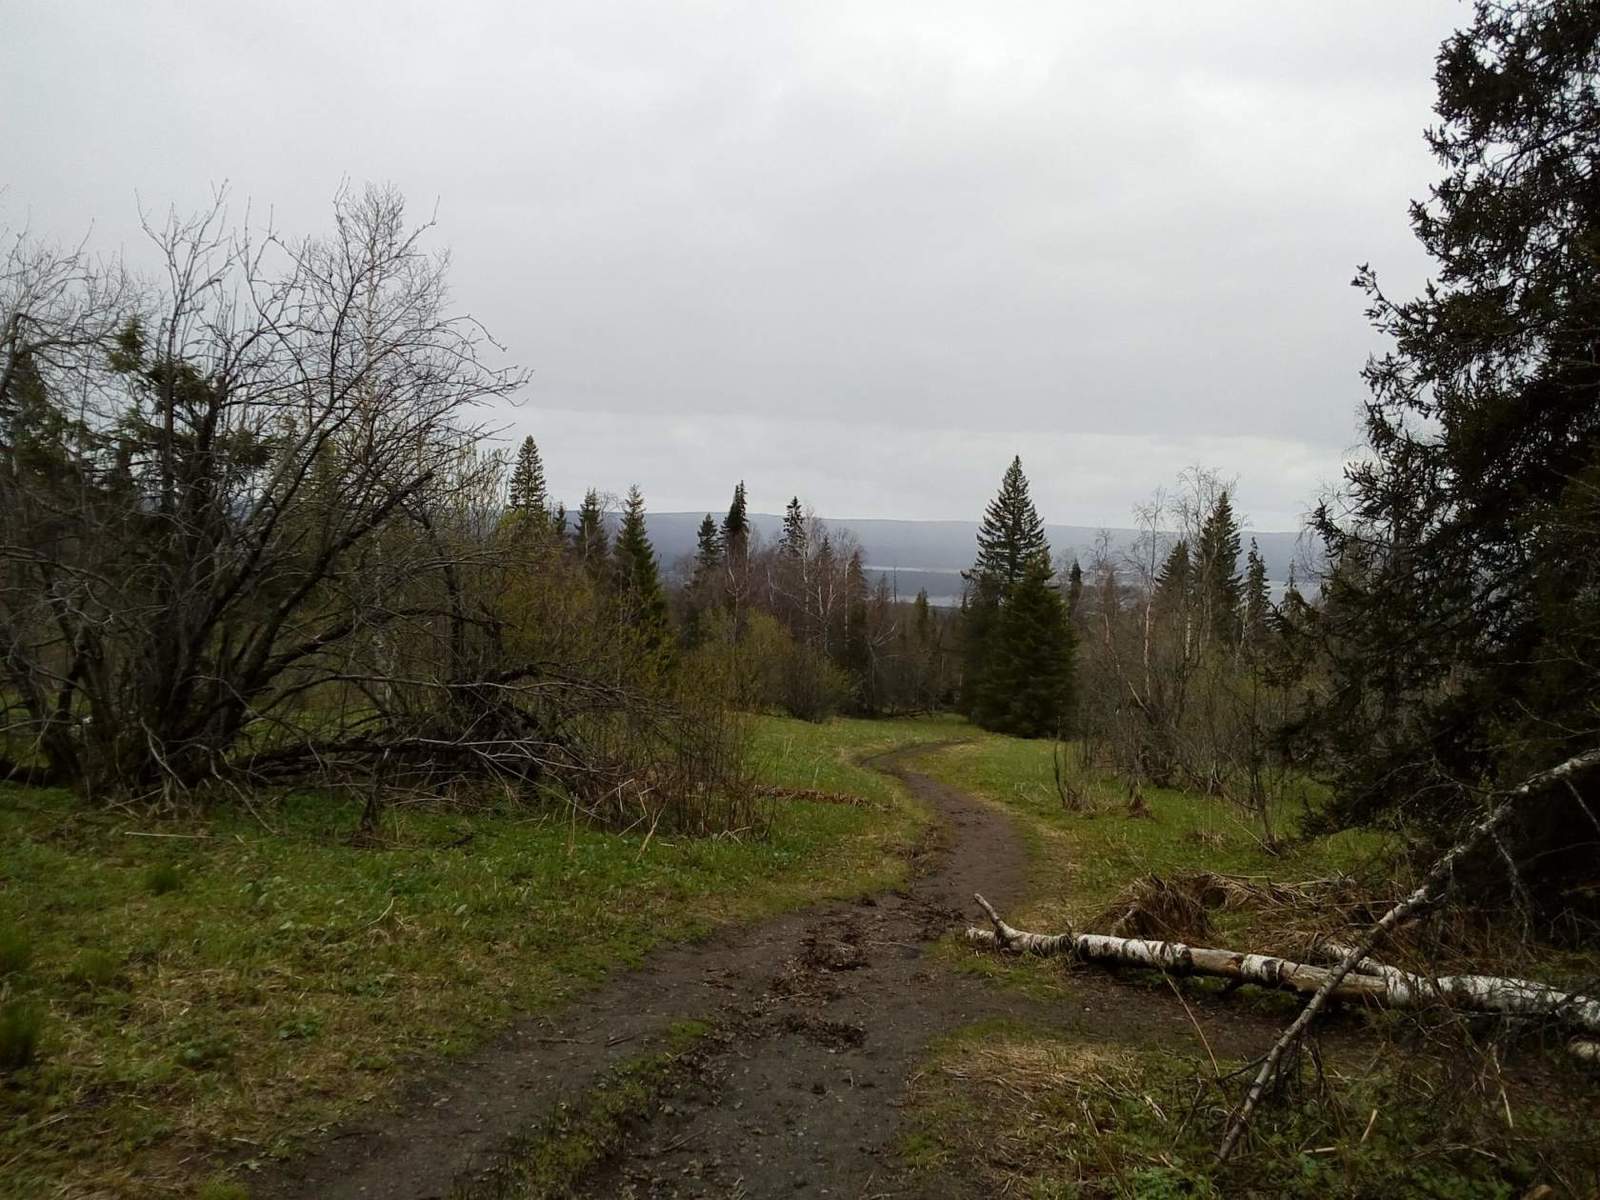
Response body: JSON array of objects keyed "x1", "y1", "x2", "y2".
[
  {"x1": 721, "y1": 480, "x2": 749, "y2": 559},
  {"x1": 1065, "y1": 559, "x2": 1083, "y2": 622},
  {"x1": 612, "y1": 485, "x2": 672, "y2": 663},
  {"x1": 961, "y1": 458, "x2": 1074, "y2": 736},
  {"x1": 0, "y1": 924, "x2": 31, "y2": 976},
  {"x1": 680, "y1": 514, "x2": 724, "y2": 651},
  {"x1": 1154, "y1": 540, "x2": 1191, "y2": 611},
  {"x1": 970, "y1": 456, "x2": 1048, "y2": 592},
  {"x1": 143, "y1": 862, "x2": 183, "y2": 896},
  {"x1": 1311, "y1": 1, "x2": 1600, "y2": 886},
  {"x1": 780, "y1": 496, "x2": 807, "y2": 557},
  {"x1": 507, "y1": 435, "x2": 549, "y2": 518},
  {"x1": 573, "y1": 488, "x2": 609, "y2": 572},
  {"x1": 693, "y1": 513, "x2": 722, "y2": 576},
  {"x1": 979, "y1": 554, "x2": 1074, "y2": 738},
  {"x1": 1242, "y1": 540, "x2": 1269, "y2": 647},
  {"x1": 0, "y1": 1001, "x2": 43, "y2": 1072},
  {"x1": 1194, "y1": 491, "x2": 1242, "y2": 645}
]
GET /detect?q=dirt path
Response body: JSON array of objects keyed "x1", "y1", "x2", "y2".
[{"x1": 254, "y1": 744, "x2": 1286, "y2": 1199}]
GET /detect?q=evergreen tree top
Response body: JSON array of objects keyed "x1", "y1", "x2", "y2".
[
  {"x1": 574, "y1": 488, "x2": 608, "y2": 561},
  {"x1": 970, "y1": 456, "x2": 1051, "y2": 595},
  {"x1": 507, "y1": 435, "x2": 548, "y2": 515},
  {"x1": 1156, "y1": 539, "x2": 1191, "y2": 596},
  {"x1": 694, "y1": 513, "x2": 723, "y2": 571},
  {"x1": 780, "y1": 496, "x2": 807, "y2": 557},
  {"x1": 613, "y1": 485, "x2": 658, "y2": 582},
  {"x1": 722, "y1": 480, "x2": 749, "y2": 543}
]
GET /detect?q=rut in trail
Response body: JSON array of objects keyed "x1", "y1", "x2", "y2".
[{"x1": 255, "y1": 743, "x2": 1035, "y2": 1200}]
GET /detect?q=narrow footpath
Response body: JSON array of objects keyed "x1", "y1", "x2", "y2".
[{"x1": 257, "y1": 743, "x2": 1256, "y2": 1199}]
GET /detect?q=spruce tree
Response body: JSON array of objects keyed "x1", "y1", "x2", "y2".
[
  {"x1": 1195, "y1": 491, "x2": 1242, "y2": 645},
  {"x1": 1065, "y1": 558, "x2": 1084, "y2": 622},
  {"x1": 611, "y1": 485, "x2": 671, "y2": 661},
  {"x1": 573, "y1": 488, "x2": 608, "y2": 573},
  {"x1": 985, "y1": 552, "x2": 1075, "y2": 738},
  {"x1": 507, "y1": 435, "x2": 548, "y2": 517},
  {"x1": 1311, "y1": 1, "x2": 1600, "y2": 873},
  {"x1": 721, "y1": 480, "x2": 749, "y2": 557},
  {"x1": 693, "y1": 513, "x2": 722, "y2": 577},
  {"x1": 1243, "y1": 539, "x2": 1270, "y2": 647},
  {"x1": 961, "y1": 457, "x2": 1074, "y2": 734},
  {"x1": 681, "y1": 514, "x2": 724, "y2": 652},
  {"x1": 780, "y1": 496, "x2": 807, "y2": 557},
  {"x1": 969, "y1": 456, "x2": 1049, "y2": 592},
  {"x1": 1154, "y1": 540, "x2": 1192, "y2": 611}
]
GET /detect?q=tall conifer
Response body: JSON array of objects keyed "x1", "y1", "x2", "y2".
[
  {"x1": 1243, "y1": 539, "x2": 1270, "y2": 646},
  {"x1": 969, "y1": 456, "x2": 1049, "y2": 593},
  {"x1": 961, "y1": 457, "x2": 1074, "y2": 735},
  {"x1": 574, "y1": 488, "x2": 608, "y2": 573},
  {"x1": 721, "y1": 481, "x2": 749, "y2": 552},
  {"x1": 693, "y1": 513, "x2": 722, "y2": 577},
  {"x1": 780, "y1": 496, "x2": 807, "y2": 557},
  {"x1": 1195, "y1": 491, "x2": 1243, "y2": 644},
  {"x1": 507, "y1": 435, "x2": 548, "y2": 517},
  {"x1": 612, "y1": 485, "x2": 671, "y2": 661}
]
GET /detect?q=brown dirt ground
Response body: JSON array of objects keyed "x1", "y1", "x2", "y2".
[{"x1": 251, "y1": 744, "x2": 1324, "y2": 1200}]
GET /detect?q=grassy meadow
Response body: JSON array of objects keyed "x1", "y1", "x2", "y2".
[
  {"x1": 0, "y1": 715, "x2": 949, "y2": 1199},
  {"x1": 4, "y1": 715, "x2": 1595, "y2": 1199}
]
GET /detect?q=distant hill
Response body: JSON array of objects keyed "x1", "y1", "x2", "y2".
[{"x1": 634, "y1": 512, "x2": 1316, "y2": 606}]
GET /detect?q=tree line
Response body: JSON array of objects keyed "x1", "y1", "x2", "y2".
[{"x1": 3, "y1": 2, "x2": 1597, "y2": 919}]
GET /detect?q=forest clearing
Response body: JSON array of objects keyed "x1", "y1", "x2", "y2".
[
  {"x1": 7, "y1": 2, "x2": 1600, "y2": 1195},
  {"x1": 4, "y1": 716, "x2": 1597, "y2": 1197}
]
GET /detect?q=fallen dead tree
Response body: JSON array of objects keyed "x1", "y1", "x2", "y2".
[
  {"x1": 970, "y1": 745, "x2": 1600, "y2": 1163},
  {"x1": 966, "y1": 893, "x2": 1600, "y2": 1036}
]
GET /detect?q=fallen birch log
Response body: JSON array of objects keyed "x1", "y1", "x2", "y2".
[
  {"x1": 966, "y1": 894, "x2": 1600, "y2": 1035},
  {"x1": 1216, "y1": 745, "x2": 1600, "y2": 1161}
]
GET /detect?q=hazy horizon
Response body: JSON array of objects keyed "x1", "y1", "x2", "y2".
[{"x1": 4, "y1": 2, "x2": 1465, "y2": 529}]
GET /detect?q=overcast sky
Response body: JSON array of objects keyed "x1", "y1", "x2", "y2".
[{"x1": 2, "y1": 1, "x2": 1463, "y2": 529}]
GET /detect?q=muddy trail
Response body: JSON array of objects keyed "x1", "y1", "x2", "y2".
[{"x1": 256, "y1": 743, "x2": 1291, "y2": 1200}]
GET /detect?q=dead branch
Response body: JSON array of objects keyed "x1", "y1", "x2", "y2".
[{"x1": 1216, "y1": 745, "x2": 1600, "y2": 1161}]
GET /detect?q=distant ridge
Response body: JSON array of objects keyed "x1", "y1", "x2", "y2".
[{"x1": 632, "y1": 512, "x2": 1314, "y2": 605}]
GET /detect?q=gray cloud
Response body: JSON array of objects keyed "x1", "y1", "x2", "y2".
[{"x1": 2, "y1": 1, "x2": 1461, "y2": 527}]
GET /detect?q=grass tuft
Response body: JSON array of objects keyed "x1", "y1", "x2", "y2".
[
  {"x1": 196, "y1": 1175, "x2": 250, "y2": 1200},
  {"x1": 64, "y1": 948, "x2": 123, "y2": 991},
  {"x1": 0, "y1": 1002, "x2": 43, "y2": 1072},
  {"x1": 143, "y1": 862, "x2": 185, "y2": 895},
  {"x1": 0, "y1": 925, "x2": 31, "y2": 976}
]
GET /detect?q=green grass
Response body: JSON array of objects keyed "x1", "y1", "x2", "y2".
[
  {"x1": 0, "y1": 713, "x2": 949, "y2": 1199},
  {"x1": 899, "y1": 726, "x2": 1600, "y2": 1196},
  {"x1": 901, "y1": 1018, "x2": 1600, "y2": 1199},
  {"x1": 912, "y1": 734, "x2": 1389, "y2": 937}
]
